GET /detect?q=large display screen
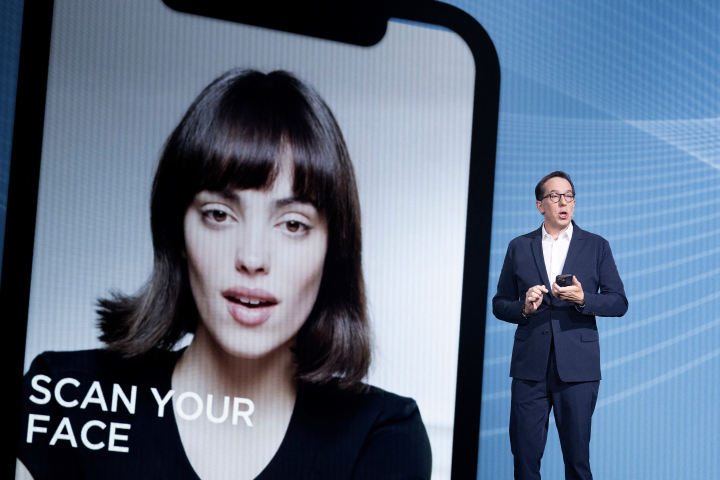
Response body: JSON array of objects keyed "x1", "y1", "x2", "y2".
[
  {"x1": 3, "y1": 1, "x2": 499, "y2": 479},
  {"x1": 8, "y1": 1, "x2": 713, "y2": 479}
]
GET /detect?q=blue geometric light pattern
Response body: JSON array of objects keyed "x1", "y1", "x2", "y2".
[{"x1": 441, "y1": 0, "x2": 720, "y2": 478}]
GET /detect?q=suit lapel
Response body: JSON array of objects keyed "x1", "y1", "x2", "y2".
[
  {"x1": 562, "y1": 220, "x2": 584, "y2": 278},
  {"x1": 530, "y1": 228, "x2": 552, "y2": 292}
]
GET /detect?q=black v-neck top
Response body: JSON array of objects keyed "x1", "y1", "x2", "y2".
[{"x1": 17, "y1": 349, "x2": 431, "y2": 479}]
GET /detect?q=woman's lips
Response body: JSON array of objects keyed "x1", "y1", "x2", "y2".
[{"x1": 222, "y1": 287, "x2": 278, "y2": 326}]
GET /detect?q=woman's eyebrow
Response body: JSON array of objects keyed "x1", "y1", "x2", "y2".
[
  {"x1": 207, "y1": 191, "x2": 315, "y2": 210},
  {"x1": 275, "y1": 196, "x2": 315, "y2": 209},
  {"x1": 214, "y1": 190, "x2": 241, "y2": 203}
]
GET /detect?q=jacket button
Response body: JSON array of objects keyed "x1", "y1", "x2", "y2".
[{"x1": 543, "y1": 330, "x2": 549, "y2": 335}]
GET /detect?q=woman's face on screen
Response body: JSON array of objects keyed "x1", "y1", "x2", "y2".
[{"x1": 183, "y1": 167, "x2": 328, "y2": 358}]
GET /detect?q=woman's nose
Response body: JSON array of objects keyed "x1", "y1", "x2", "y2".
[{"x1": 235, "y1": 228, "x2": 269, "y2": 274}]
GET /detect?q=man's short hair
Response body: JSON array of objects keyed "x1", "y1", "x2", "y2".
[{"x1": 535, "y1": 171, "x2": 575, "y2": 201}]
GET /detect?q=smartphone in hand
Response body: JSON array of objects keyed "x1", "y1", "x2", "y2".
[{"x1": 556, "y1": 274, "x2": 573, "y2": 287}]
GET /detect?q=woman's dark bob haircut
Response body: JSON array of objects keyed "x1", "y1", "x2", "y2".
[{"x1": 98, "y1": 69, "x2": 370, "y2": 390}]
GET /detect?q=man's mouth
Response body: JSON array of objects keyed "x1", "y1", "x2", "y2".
[{"x1": 559, "y1": 210, "x2": 568, "y2": 219}]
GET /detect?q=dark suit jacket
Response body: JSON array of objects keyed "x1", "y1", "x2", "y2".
[{"x1": 492, "y1": 221, "x2": 628, "y2": 382}]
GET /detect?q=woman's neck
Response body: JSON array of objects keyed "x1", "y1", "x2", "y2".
[
  {"x1": 173, "y1": 323, "x2": 297, "y2": 405},
  {"x1": 170, "y1": 324, "x2": 299, "y2": 480}
]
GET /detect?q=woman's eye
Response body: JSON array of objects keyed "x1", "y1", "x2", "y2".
[
  {"x1": 211, "y1": 210, "x2": 227, "y2": 222},
  {"x1": 201, "y1": 208, "x2": 232, "y2": 224},
  {"x1": 284, "y1": 220, "x2": 308, "y2": 234}
]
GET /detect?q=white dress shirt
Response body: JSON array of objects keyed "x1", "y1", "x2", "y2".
[{"x1": 541, "y1": 222, "x2": 573, "y2": 286}]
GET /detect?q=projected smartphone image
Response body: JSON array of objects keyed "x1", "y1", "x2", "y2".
[{"x1": 5, "y1": 1, "x2": 499, "y2": 478}]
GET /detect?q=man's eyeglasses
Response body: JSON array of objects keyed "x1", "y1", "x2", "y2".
[{"x1": 541, "y1": 192, "x2": 575, "y2": 203}]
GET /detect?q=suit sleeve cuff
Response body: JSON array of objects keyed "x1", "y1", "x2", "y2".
[
  {"x1": 519, "y1": 301, "x2": 531, "y2": 324},
  {"x1": 575, "y1": 296, "x2": 594, "y2": 315}
]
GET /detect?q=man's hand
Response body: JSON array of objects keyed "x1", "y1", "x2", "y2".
[
  {"x1": 524, "y1": 285, "x2": 549, "y2": 315},
  {"x1": 552, "y1": 275, "x2": 585, "y2": 304}
]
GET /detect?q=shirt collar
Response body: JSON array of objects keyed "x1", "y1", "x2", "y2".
[{"x1": 542, "y1": 221, "x2": 573, "y2": 241}]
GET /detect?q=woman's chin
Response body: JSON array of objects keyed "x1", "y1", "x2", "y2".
[
  {"x1": 212, "y1": 335, "x2": 294, "y2": 362},
  {"x1": 192, "y1": 316, "x2": 299, "y2": 362}
]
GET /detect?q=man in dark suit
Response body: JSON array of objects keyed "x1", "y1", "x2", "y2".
[{"x1": 493, "y1": 171, "x2": 628, "y2": 480}]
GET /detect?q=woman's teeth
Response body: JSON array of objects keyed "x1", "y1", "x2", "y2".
[{"x1": 228, "y1": 296, "x2": 265, "y2": 307}]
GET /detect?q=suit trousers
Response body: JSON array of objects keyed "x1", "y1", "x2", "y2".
[{"x1": 509, "y1": 342, "x2": 600, "y2": 480}]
